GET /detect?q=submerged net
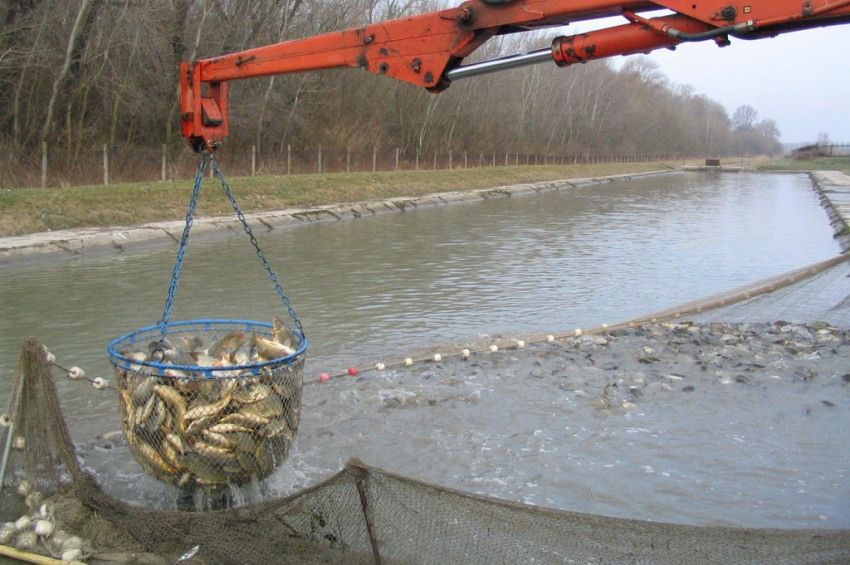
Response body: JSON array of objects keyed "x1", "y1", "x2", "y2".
[{"x1": 2, "y1": 336, "x2": 850, "y2": 564}]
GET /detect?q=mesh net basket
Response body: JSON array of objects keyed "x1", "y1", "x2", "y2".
[{"x1": 107, "y1": 319, "x2": 306, "y2": 490}]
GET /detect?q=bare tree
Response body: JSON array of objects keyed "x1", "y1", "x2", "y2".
[
  {"x1": 39, "y1": 0, "x2": 102, "y2": 144},
  {"x1": 732, "y1": 104, "x2": 758, "y2": 131}
]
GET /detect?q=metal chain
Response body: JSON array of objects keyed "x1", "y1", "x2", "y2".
[
  {"x1": 211, "y1": 157, "x2": 305, "y2": 336},
  {"x1": 158, "y1": 155, "x2": 209, "y2": 336}
]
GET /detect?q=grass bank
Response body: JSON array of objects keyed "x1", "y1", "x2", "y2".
[
  {"x1": 758, "y1": 155, "x2": 850, "y2": 175},
  {"x1": 0, "y1": 162, "x2": 671, "y2": 237}
]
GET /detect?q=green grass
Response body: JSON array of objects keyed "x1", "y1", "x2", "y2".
[
  {"x1": 758, "y1": 155, "x2": 850, "y2": 175},
  {"x1": 0, "y1": 162, "x2": 670, "y2": 237}
]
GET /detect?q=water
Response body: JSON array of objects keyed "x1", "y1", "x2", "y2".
[{"x1": 0, "y1": 171, "x2": 844, "y2": 526}]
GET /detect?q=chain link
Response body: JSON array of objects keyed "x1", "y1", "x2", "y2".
[
  {"x1": 158, "y1": 155, "x2": 304, "y2": 339},
  {"x1": 211, "y1": 156, "x2": 305, "y2": 336},
  {"x1": 158, "y1": 155, "x2": 208, "y2": 335}
]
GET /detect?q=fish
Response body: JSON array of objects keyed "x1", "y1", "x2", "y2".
[
  {"x1": 207, "y1": 422, "x2": 253, "y2": 435},
  {"x1": 119, "y1": 388, "x2": 135, "y2": 419},
  {"x1": 237, "y1": 451, "x2": 261, "y2": 474},
  {"x1": 202, "y1": 429, "x2": 235, "y2": 449},
  {"x1": 159, "y1": 439, "x2": 184, "y2": 470},
  {"x1": 219, "y1": 412, "x2": 269, "y2": 428},
  {"x1": 272, "y1": 316, "x2": 295, "y2": 348},
  {"x1": 162, "y1": 407, "x2": 174, "y2": 431},
  {"x1": 154, "y1": 384, "x2": 187, "y2": 417},
  {"x1": 172, "y1": 378, "x2": 199, "y2": 395},
  {"x1": 255, "y1": 444, "x2": 276, "y2": 476},
  {"x1": 177, "y1": 472, "x2": 193, "y2": 488},
  {"x1": 251, "y1": 331, "x2": 294, "y2": 361},
  {"x1": 284, "y1": 403, "x2": 300, "y2": 432},
  {"x1": 165, "y1": 432, "x2": 185, "y2": 454},
  {"x1": 233, "y1": 382, "x2": 272, "y2": 404},
  {"x1": 183, "y1": 452, "x2": 228, "y2": 485},
  {"x1": 192, "y1": 353, "x2": 219, "y2": 367},
  {"x1": 213, "y1": 352, "x2": 234, "y2": 367},
  {"x1": 123, "y1": 350, "x2": 147, "y2": 363},
  {"x1": 185, "y1": 414, "x2": 217, "y2": 436},
  {"x1": 176, "y1": 334, "x2": 204, "y2": 354},
  {"x1": 131, "y1": 376, "x2": 157, "y2": 404},
  {"x1": 148, "y1": 399, "x2": 167, "y2": 431},
  {"x1": 167, "y1": 350, "x2": 199, "y2": 367},
  {"x1": 184, "y1": 395, "x2": 231, "y2": 421},
  {"x1": 227, "y1": 432, "x2": 259, "y2": 454},
  {"x1": 241, "y1": 395, "x2": 284, "y2": 419},
  {"x1": 133, "y1": 437, "x2": 177, "y2": 476},
  {"x1": 139, "y1": 394, "x2": 158, "y2": 426},
  {"x1": 194, "y1": 442, "x2": 238, "y2": 464},
  {"x1": 117, "y1": 318, "x2": 304, "y2": 487},
  {"x1": 264, "y1": 417, "x2": 293, "y2": 440},
  {"x1": 209, "y1": 331, "x2": 247, "y2": 359}
]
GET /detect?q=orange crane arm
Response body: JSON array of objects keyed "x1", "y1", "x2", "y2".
[{"x1": 181, "y1": 0, "x2": 850, "y2": 151}]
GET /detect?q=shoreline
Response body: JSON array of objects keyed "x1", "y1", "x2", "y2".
[
  {"x1": 4, "y1": 168, "x2": 847, "y2": 268},
  {"x1": 0, "y1": 168, "x2": 675, "y2": 267}
]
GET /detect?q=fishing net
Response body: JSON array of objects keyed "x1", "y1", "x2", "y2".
[
  {"x1": 108, "y1": 320, "x2": 305, "y2": 491},
  {"x1": 2, "y1": 332, "x2": 850, "y2": 563}
]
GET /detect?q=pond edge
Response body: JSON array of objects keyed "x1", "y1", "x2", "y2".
[{"x1": 0, "y1": 169, "x2": 678, "y2": 267}]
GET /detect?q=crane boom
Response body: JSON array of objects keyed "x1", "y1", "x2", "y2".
[{"x1": 181, "y1": 0, "x2": 850, "y2": 151}]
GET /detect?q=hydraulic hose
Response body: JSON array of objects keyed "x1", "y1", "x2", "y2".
[{"x1": 665, "y1": 20, "x2": 755, "y2": 41}]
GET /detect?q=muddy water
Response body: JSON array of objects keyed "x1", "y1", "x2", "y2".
[{"x1": 0, "y1": 171, "x2": 844, "y2": 526}]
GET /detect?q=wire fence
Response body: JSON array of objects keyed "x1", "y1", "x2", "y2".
[{"x1": 1, "y1": 141, "x2": 704, "y2": 190}]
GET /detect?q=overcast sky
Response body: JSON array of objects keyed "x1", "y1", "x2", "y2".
[{"x1": 571, "y1": 19, "x2": 849, "y2": 144}]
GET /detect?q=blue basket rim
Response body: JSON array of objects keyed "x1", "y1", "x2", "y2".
[{"x1": 107, "y1": 318, "x2": 307, "y2": 375}]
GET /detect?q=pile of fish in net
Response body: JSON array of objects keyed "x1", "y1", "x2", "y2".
[{"x1": 110, "y1": 317, "x2": 304, "y2": 489}]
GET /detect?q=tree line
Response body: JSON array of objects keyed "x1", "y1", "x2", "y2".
[{"x1": 0, "y1": 0, "x2": 783, "y2": 187}]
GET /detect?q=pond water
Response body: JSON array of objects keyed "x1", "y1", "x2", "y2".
[{"x1": 0, "y1": 171, "x2": 844, "y2": 526}]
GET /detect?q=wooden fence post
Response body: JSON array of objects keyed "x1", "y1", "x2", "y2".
[
  {"x1": 347, "y1": 146, "x2": 351, "y2": 173},
  {"x1": 317, "y1": 145, "x2": 322, "y2": 174},
  {"x1": 433, "y1": 151, "x2": 437, "y2": 170},
  {"x1": 372, "y1": 146, "x2": 377, "y2": 172},
  {"x1": 415, "y1": 151, "x2": 420, "y2": 170},
  {"x1": 287, "y1": 144, "x2": 292, "y2": 175},
  {"x1": 41, "y1": 141, "x2": 47, "y2": 188},
  {"x1": 161, "y1": 144, "x2": 167, "y2": 182},
  {"x1": 251, "y1": 145, "x2": 257, "y2": 176},
  {"x1": 395, "y1": 147, "x2": 400, "y2": 170},
  {"x1": 464, "y1": 151, "x2": 468, "y2": 169},
  {"x1": 448, "y1": 151, "x2": 453, "y2": 169},
  {"x1": 102, "y1": 143, "x2": 109, "y2": 185}
]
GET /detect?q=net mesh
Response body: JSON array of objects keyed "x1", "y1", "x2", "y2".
[
  {"x1": 2, "y1": 336, "x2": 850, "y2": 564},
  {"x1": 109, "y1": 320, "x2": 304, "y2": 491}
]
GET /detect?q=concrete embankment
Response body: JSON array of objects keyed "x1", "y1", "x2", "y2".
[
  {"x1": 0, "y1": 170, "x2": 673, "y2": 266},
  {"x1": 810, "y1": 170, "x2": 850, "y2": 251}
]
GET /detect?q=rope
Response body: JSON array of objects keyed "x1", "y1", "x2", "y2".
[{"x1": 157, "y1": 154, "x2": 304, "y2": 338}]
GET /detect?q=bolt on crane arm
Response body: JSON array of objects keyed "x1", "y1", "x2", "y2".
[{"x1": 181, "y1": 0, "x2": 850, "y2": 152}]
